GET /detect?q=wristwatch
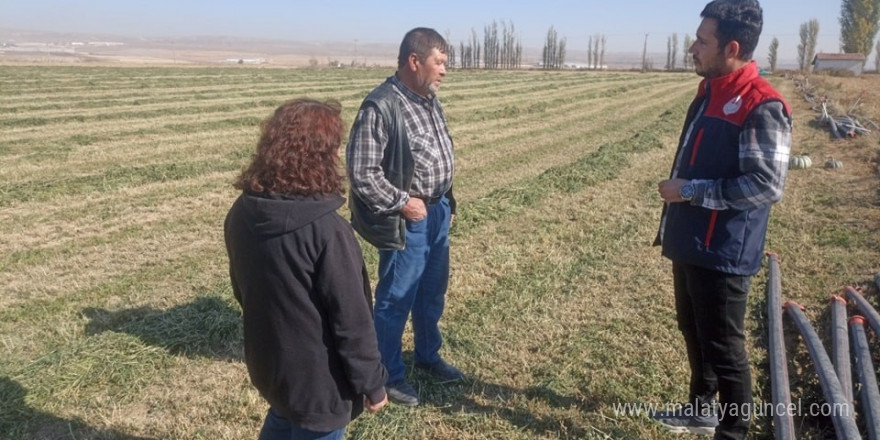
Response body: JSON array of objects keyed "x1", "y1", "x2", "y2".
[{"x1": 679, "y1": 181, "x2": 695, "y2": 201}]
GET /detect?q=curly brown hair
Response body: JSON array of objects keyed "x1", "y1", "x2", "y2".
[{"x1": 235, "y1": 98, "x2": 344, "y2": 195}]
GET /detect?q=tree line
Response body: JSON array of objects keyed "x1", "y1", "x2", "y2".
[
  {"x1": 447, "y1": 0, "x2": 880, "y2": 73},
  {"x1": 767, "y1": 0, "x2": 879, "y2": 72},
  {"x1": 449, "y1": 21, "x2": 608, "y2": 70}
]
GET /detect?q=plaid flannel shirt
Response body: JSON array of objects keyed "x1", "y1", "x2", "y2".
[
  {"x1": 346, "y1": 75, "x2": 454, "y2": 215},
  {"x1": 685, "y1": 101, "x2": 792, "y2": 210}
]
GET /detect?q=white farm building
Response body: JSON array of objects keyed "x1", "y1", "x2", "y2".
[{"x1": 812, "y1": 53, "x2": 867, "y2": 76}]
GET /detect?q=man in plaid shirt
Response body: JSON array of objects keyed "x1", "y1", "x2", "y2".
[
  {"x1": 653, "y1": 0, "x2": 792, "y2": 438},
  {"x1": 346, "y1": 27, "x2": 461, "y2": 408}
]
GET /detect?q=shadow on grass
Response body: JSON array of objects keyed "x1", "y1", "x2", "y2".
[
  {"x1": 82, "y1": 296, "x2": 242, "y2": 361},
  {"x1": 0, "y1": 377, "x2": 157, "y2": 440},
  {"x1": 417, "y1": 371, "x2": 599, "y2": 438}
]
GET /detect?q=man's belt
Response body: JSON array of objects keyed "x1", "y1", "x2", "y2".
[{"x1": 413, "y1": 195, "x2": 442, "y2": 205}]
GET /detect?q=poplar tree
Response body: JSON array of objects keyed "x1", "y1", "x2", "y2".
[
  {"x1": 876, "y1": 39, "x2": 880, "y2": 71},
  {"x1": 768, "y1": 37, "x2": 779, "y2": 72},
  {"x1": 682, "y1": 35, "x2": 694, "y2": 70},
  {"x1": 459, "y1": 42, "x2": 468, "y2": 69},
  {"x1": 797, "y1": 23, "x2": 808, "y2": 70},
  {"x1": 797, "y1": 20, "x2": 819, "y2": 71},
  {"x1": 471, "y1": 28, "x2": 481, "y2": 69},
  {"x1": 557, "y1": 38, "x2": 567, "y2": 69},
  {"x1": 484, "y1": 21, "x2": 499, "y2": 69},
  {"x1": 671, "y1": 33, "x2": 679, "y2": 70},
  {"x1": 543, "y1": 26, "x2": 558, "y2": 69},
  {"x1": 806, "y1": 19, "x2": 819, "y2": 69},
  {"x1": 445, "y1": 30, "x2": 456, "y2": 69},
  {"x1": 840, "y1": 0, "x2": 880, "y2": 57},
  {"x1": 587, "y1": 35, "x2": 593, "y2": 69}
]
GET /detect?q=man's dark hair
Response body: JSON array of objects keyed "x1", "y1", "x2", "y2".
[
  {"x1": 397, "y1": 27, "x2": 448, "y2": 68},
  {"x1": 701, "y1": 0, "x2": 763, "y2": 60}
]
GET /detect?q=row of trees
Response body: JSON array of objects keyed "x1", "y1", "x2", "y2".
[
  {"x1": 450, "y1": 21, "x2": 525, "y2": 70},
  {"x1": 587, "y1": 34, "x2": 608, "y2": 70},
  {"x1": 652, "y1": 33, "x2": 695, "y2": 72},
  {"x1": 541, "y1": 26, "x2": 567, "y2": 69},
  {"x1": 451, "y1": 0, "x2": 880, "y2": 73},
  {"x1": 541, "y1": 30, "x2": 609, "y2": 70},
  {"x1": 483, "y1": 21, "x2": 524, "y2": 69},
  {"x1": 451, "y1": 21, "x2": 607, "y2": 70},
  {"x1": 769, "y1": 0, "x2": 880, "y2": 73}
]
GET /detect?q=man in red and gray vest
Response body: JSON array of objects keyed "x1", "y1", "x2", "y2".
[{"x1": 654, "y1": 1, "x2": 792, "y2": 438}]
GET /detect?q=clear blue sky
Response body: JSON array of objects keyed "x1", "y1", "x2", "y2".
[{"x1": 0, "y1": 0, "x2": 852, "y2": 63}]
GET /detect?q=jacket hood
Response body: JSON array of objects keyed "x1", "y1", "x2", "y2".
[{"x1": 236, "y1": 192, "x2": 346, "y2": 237}]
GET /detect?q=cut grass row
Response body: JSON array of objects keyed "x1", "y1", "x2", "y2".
[
  {"x1": 1, "y1": 72, "x2": 687, "y2": 205},
  {"x1": 0, "y1": 70, "x2": 651, "y2": 147},
  {"x1": 454, "y1": 80, "x2": 693, "y2": 200}
]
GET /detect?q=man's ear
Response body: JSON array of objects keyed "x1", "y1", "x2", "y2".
[
  {"x1": 725, "y1": 40, "x2": 742, "y2": 61},
  {"x1": 406, "y1": 53, "x2": 420, "y2": 72}
]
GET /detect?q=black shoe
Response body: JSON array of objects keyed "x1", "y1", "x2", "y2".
[
  {"x1": 386, "y1": 381, "x2": 419, "y2": 407},
  {"x1": 415, "y1": 359, "x2": 465, "y2": 382},
  {"x1": 651, "y1": 402, "x2": 718, "y2": 436}
]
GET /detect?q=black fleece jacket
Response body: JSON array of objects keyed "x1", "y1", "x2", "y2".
[{"x1": 224, "y1": 192, "x2": 387, "y2": 431}]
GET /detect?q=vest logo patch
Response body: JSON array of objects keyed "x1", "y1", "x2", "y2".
[{"x1": 723, "y1": 96, "x2": 743, "y2": 115}]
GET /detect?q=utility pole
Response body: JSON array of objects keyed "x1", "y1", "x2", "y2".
[{"x1": 353, "y1": 39, "x2": 359, "y2": 66}]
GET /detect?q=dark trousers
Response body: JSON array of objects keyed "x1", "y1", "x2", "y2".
[{"x1": 673, "y1": 262, "x2": 752, "y2": 440}]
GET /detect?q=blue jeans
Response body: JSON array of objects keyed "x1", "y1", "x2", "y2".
[
  {"x1": 374, "y1": 197, "x2": 451, "y2": 384},
  {"x1": 673, "y1": 262, "x2": 751, "y2": 440},
  {"x1": 257, "y1": 407, "x2": 344, "y2": 440}
]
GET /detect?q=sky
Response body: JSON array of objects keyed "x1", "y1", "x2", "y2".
[{"x1": 0, "y1": 0, "x2": 854, "y2": 64}]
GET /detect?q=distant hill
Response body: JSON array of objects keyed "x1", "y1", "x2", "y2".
[
  {"x1": 0, "y1": 28, "x2": 798, "y2": 70},
  {"x1": 0, "y1": 28, "x2": 400, "y2": 66}
]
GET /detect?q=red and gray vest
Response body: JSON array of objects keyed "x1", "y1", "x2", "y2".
[{"x1": 657, "y1": 62, "x2": 791, "y2": 275}]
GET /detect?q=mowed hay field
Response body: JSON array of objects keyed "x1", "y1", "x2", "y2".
[{"x1": 1, "y1": 64, "x2": 878, "y2": 440}]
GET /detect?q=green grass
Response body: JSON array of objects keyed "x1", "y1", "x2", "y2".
[{"x1": 1, "y1": 65, "x2": 878, "y2": 440}]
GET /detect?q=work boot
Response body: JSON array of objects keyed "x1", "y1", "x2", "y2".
[{"x1": 385, "y1": 380, "x2": 419, "y2": 407}]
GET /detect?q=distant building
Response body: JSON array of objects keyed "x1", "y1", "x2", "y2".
[
  {"x1": 812, "y1": 53, "x2": 866, "y2": 76},
  {"x1": 223, "y1": 58, "x2": 266, "y2": 65}
]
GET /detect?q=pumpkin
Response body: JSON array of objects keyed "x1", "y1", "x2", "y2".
[
  {"x1": 789, "y1": 155, "x2": 812, "y2": 169},
  {"x1": 824, "y1": 158, "x2": 843, "y2": 169}
]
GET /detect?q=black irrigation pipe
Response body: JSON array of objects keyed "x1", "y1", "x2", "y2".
[
  {"x1": 850, "y1": 316, "x2": 880, "y2": 440},
  {"x1": 766, "y1": 253, "x2": 795, "y2": 440},
  {"x1": 784, "y1": 301, "x2": 860, "y2": 439},
  {"x1": 845, "y1": 287, "x2": 880, "y2": 337},
  {"x1": 831, "y1": 295, "x2": 853, "y2": 403}
]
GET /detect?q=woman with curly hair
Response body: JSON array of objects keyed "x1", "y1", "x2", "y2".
[{"x1": 224, "y1": 98, "x2": 388, "y2": 440}]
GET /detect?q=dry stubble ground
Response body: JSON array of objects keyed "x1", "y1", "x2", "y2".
[{"x1": 0, "y1": 65, "x2": 878, "y2": 440}]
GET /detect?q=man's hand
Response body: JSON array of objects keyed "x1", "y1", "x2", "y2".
[
  {"x1": 658, "y1": 178, "x2": 688, "y2": 203},
  {"x1": 364, "y1": 394, "x2": 389, "y2": 413},
  {"x1": 401, "y1": 197, "x2": 427, "y2": 221}
]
